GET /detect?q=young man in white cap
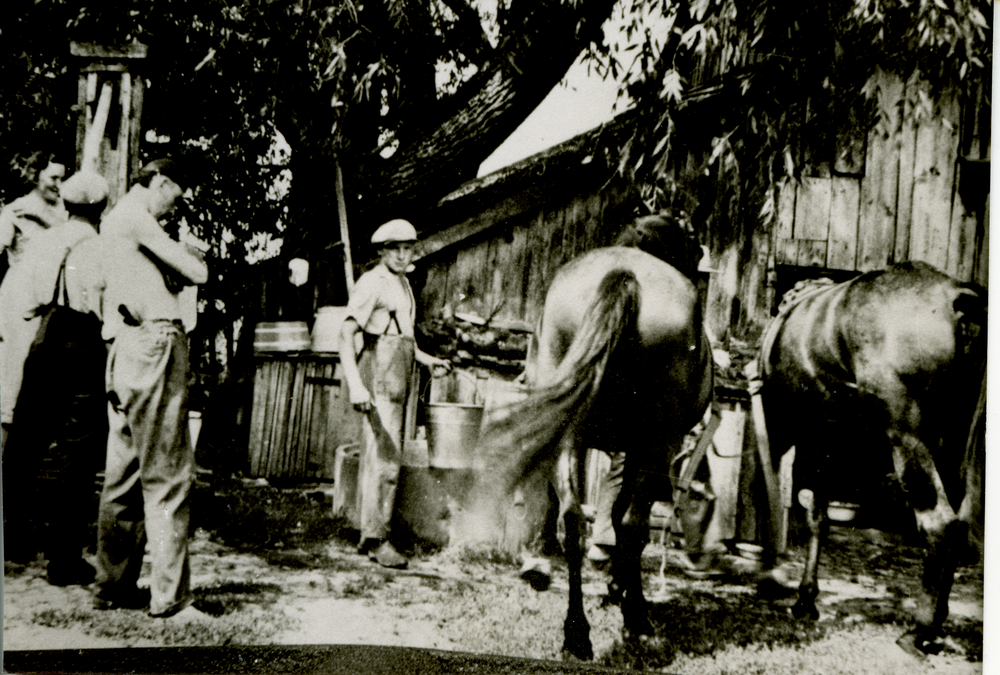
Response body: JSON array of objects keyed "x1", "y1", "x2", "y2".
[
  {"x1": 2, "y1": 170, "x2": 110, "y2": 583},
  {"x1": 92, "y1": 158, "x2": 210, "y2": 620},
  {"x1": 340, "y1": 218, "x2": 451, "y2": 568}
]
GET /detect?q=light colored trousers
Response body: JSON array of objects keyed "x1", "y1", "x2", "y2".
[
  {"x1": 95, "y1": 320, "x2": 193, "y2": 617},
  {"x1": 357, "y1": 334, "x2": 414, "y2": 544}
]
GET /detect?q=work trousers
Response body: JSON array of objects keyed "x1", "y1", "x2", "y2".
[
  {"x1": 95, "y1": 320, "x2": 193, "y2": 617},
  {"x1": 2, "y1": 307, "x2": 106, "y2": 566},
  {"x1": 357, "y1": 334, "x2": 414, "y2": 544}
]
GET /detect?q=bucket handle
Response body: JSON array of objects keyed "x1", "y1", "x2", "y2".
[{"x1": 422, "y1": 369, "x2": 482, "y2": 405}]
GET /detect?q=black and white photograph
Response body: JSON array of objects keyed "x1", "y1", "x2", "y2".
[{"x1": 0, "y1": 1, "x2": 991, "y2": 673}]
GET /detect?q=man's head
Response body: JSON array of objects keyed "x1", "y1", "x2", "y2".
[
  {"x1": 371, "y1": 219, "x2": 417, "y2": 275},
  {"x1": 135, "y1": 158, "x2": 187, "y2": 219},
  {"x1": 61, "y1": 171, "x2": 110, "y2": 226}
]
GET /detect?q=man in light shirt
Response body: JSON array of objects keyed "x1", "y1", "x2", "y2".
[{"x1": 91, "y1": 159, "x2": 210, "y2": 620}]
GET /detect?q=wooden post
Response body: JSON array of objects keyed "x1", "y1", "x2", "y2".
[
  {"x1": 70, "y1": 41, "x2": 147, "y2": 208},
  {"x1": 335, "y1": 160, "x2": 355, "y2": 295}
]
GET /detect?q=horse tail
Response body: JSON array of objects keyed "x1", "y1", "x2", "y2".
[{"x1": 477, "y1": 270, "x2": 641, "y2": 498}]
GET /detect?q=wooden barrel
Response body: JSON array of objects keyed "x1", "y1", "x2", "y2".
[{"x1": 254, "y1": 321, "x2": 311, "y2": 353}]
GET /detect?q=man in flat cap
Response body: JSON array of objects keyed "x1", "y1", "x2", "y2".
[
  {"x1": 341, "y1": 219, "x2": 451, "y2": 568},
  {"x1": 92, "y1": 159, "x2": 210, "y2": 619},
  {"x1": 2, "y1": 170, "x2": 110, "y2": 584}
]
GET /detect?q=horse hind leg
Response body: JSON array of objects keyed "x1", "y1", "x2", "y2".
[
  {"x1": 554, "y1": 432, "x2": 593, "y2": 661},
  {"x1": 792, "y1": 487, "x2": 827, "y2": 620},
  {"x1": 610, "y1": 460, "x2": 654, "y2": 638},
  {"x1": 890, "y1": 431, "x2": 968, "y2": 658}
]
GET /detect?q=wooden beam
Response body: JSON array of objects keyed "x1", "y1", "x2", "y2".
[
  {"x1": 71, "y1": 41, "x2": 148, "y2": 59},
  {"x1": 335, "y1": 160, "x2": 355, "y2": 295},
  {"x1": 415, "y1": 187, "x2": 549, "y2": 262}
]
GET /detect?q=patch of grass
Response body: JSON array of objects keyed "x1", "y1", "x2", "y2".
[
  {"x1": 454, "y1": 543, "x2": 521, "y2": 569},
  {"x1": 339, "y1": 572, "x2": 392, "y2": 598},
  {"x1": 191, "y1": 478, "x2": 352, "y2": 553},
  {"x1": 31, "y1": 604, "x2": 292, "y2": 647},
  {"x1": 600, "y1": 589, "x2": 827, "y2": 671}
]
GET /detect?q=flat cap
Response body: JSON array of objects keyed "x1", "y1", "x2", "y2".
[
  {"x1": 371, "y1": 219, "x2": 417, "y2": 245},
  {"x1": 61, "y1": 171, "x2": 110, "y2": 205}
]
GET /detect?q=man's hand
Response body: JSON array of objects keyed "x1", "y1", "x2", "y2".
[
  {"x1": 350, "y1": 386, "x2": 373, "y2": 413},
  {"x1": 430, "y1": 358, "x2": 452, "y2": 377}
]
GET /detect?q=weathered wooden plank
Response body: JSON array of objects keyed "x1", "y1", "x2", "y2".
[
  {"x1": 268, "y1": 361, "x2": 293, "y2": 476},
  {"x1": 247, "y1": 362, "x2": 269, "y2": 475},
  {"x1": 291, "y1": 362, "x2": 313, "y2": 476},
  {"x1": 126, "y1": 75, "x2": 144, "y2": 200},
  {"x1": 415, "y1": 187, "x2": 550, "y2": 262},
  {"x1": 947, "y1": 161, "x2": 980, "y2": 281},
  {"x1": 794, "y1": 177, "x2": 832, "y2": 242},
  {"x1": 70, "y1": 41, "x2": 148, "y2": 58},
  {"x1": 776, "y1": 238, "x2": 798, "y2": 266},
  {"x1": 582, "y1": 191, "x2": 605, "y2": 252},
  {"x1": 420, "y1": 248, "x2": 454, "y2": 319},
  {"x1": 858, "y1": 72, "x2": 904, "y2": 271},
  {"x1": 775, "y1": 179, "x2": 796, "y2": 241},
  {"x1": 116, "y1": 73, "x2": 132, "y2": 203},
  {"x1": 910, "y1": 86, "x2": 960, "y2": 269},
  {"x1": 505, "y1": 220, "x2": 531, "y2": 322},
  {"x1": 828, "y1": 177, "x2": 861, "y2": 270},
  {"x1": 796, "y1": 239, "x2": 828, "y2": 268},
  {"x1": 524, "y1": 210, "x2": 553, "y2": 326},
  {"x1": 894, "y1": 73, "x2": 920, "y2": 263},
  {"x1": 834, "y1": 95, "x2": 868, "y2": 176},
  {"x1": 974, "y1": 191, "x2": 989, "y2": 288},
  {"x1": 75, "y1": 75, "x2": 88, "y2": 169}
]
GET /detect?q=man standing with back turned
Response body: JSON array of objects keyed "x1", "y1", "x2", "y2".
[{"x1": 92, "y1": 159, "x2": 209, "y2": 620}]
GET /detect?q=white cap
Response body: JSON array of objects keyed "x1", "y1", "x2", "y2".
[
  {"x1": 61, "y1": 171, "x2": 109, "y2": 205},
  {"x1": 371, "y1": 219, "x2": 417, "y2": 245}
]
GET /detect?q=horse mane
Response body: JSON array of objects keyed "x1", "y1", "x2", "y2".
[{"x1": 614, "y1": 211, "x2": 701, "y2": 280}]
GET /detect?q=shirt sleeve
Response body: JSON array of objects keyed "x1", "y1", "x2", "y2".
[
  {"x1": 345, "y1": 271, "x2": 381, "y2": 333},
  {"x1": 133, "y1": 215, "x2": 209, "y2": 285},
  {"x1": 0, "y1": 206, "x2": 16, "y2": 251}
]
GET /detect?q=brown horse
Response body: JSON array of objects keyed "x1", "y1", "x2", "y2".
[
  {"x1": 472, "y1": 245, "x2": 713, "y2": 660},
  {"x1": 758, "y1": 261, "x2": 985, "y2": 657}
]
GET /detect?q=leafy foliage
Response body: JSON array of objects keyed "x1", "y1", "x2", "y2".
[{"x1": 590, "y1": 0, "x2": 992, "y2": 224}]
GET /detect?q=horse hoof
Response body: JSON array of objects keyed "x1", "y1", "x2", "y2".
[
  {"x1": 895, "y1": 631, "x2": 929, "y2": 660},
  {"x1": 791, "y1": 602, "x2": 819, "y2": 621},
  {"x1": 623, "y1": 618, "x2": 654, "y2": 640},
  {"x1": 561, "y1": 644, "x2": 593, "y2": 662},
  {"x1": 519, "y1": 557, "x2": 552, "y2": 592}
]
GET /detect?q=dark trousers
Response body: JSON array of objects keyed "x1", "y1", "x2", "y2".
[{"x1": 2, "y1": 306, "x2": 107, "y2": 568}]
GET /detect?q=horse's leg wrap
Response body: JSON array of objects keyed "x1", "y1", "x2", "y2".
[
  {"x1": 793, "y1": 489, "x2": 826, "y2": 621},
  {"x1": 557, "y1": 439, "x2": 592, "y2": 661}
]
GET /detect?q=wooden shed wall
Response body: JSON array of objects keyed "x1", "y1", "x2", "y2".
[
  {"x1": 418, "y1": 180, "x2": 637, "y2": 329},
  {"x1": 698, "y1": 73, "x2": 990, "y2": 343},
  {"x1": 775, "y1": 74, "x2": 990, "y2": 286}
]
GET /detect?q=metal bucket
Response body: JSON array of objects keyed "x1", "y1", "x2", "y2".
[{"x1": 425, "y1": 402, "x2": 484, "y2": 469}]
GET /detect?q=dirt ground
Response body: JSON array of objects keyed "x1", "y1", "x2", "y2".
[{"x1": 3, "y1": 483, "x2": 984, "y2": 675}]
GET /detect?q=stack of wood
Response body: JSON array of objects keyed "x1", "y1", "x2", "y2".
[{"x1": 417, "y1": 314, "x2": 531, "y2": 375}]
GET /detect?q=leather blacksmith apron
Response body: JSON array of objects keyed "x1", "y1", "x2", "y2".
[{"x1": 357, "y1": 312, "x2": 415, "y2": 543}]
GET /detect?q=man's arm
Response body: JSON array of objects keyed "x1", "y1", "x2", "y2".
[{"x1": 134, "y1": 219, "x2": 208, "y2": 285}]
